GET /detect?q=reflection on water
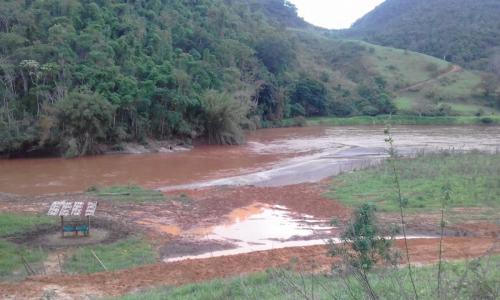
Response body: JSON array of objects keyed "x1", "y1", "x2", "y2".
[
  {"x1": 163, "y1": 202, "x2": 436, "y2": 262},
  {"x1": 1, "y1": 125, "x2": 499, "y2": 195},
  {"x1": 204, "y1": 203, "x2": 332, "y2": 244},
  {"x1": 165, "y1": 203, "x2": 335, "y2": 262}
]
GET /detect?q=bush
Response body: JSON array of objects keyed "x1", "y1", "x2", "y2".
[
  {"x1": 202, "y1": 90, "x2": 250, "y2": 145},
  {"x1": 291, "y1": 78, "x2": 328, "y2": 116},
  {"x1": 56, "y1": 91, "x2": 115, "y2": 157},
  {"x1": 480, "y1": 117, "x2": 494, "y2": 124}
]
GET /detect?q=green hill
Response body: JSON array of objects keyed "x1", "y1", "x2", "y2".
[
  {"x1": 347, "y1": 0, "x2": 500, "y2": 71},
  {"x1": 0, "y1": 0, "x2": 495, "y2": 157}
]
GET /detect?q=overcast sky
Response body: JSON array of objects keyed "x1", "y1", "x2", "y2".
[{"x1": 288, "y1": 0, "x2": 385, "y2": 29}]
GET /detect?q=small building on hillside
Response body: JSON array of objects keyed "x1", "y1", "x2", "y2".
[{"x1": 47, "y1": 201, "x2": 98, "y2": 237}]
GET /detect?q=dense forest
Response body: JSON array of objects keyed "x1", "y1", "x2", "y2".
[
  {"x1": 0, "y1": 0, "x2": 403, "y2": 157},
  {"x1": 347, "y1": 0, "x2": 500, "y2": 71}
]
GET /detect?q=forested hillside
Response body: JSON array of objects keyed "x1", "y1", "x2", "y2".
[
  {"x1": 0, "y1": 0, "x2": 495, "y2": 157},
  {"x1": 348, "y1": 0, "x2": 500, "y2": 71}
]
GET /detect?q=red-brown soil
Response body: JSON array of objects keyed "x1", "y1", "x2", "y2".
[
  {"x1": 1, "y1": 181, "x2": 499, "y2": 299},
  {"x1": 0, "y1": 237, "x2": 497, "y2": 299}
]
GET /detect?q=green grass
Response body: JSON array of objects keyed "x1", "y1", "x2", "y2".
[
  {"x1": 0, "y1": 213, "x2": 55, "y2": 237},
  {"x1": 433, "y1": 71, "x2": 482, "y2": 100},
  {"x1": 363, "y1": 42, "x2": 450, "y2": 88},
  {"x1": 113, "y1": 256, "x2": 500, "y2": 300},
  {"x1": 328, "y1": 152, "x2": 500, "y2": 212},
  {"x1": 87, "y1": 185, "x2": 166, "y2": 203},
  {"x1": 394, "y1": 96, "x2": 413, "y2": 110},
  {"x1": 0, "y1": 213, "x2": 54, "y2": 280},
  {"x1": 63, "y1": 237, "x2": 156, "y2": 274},
  {"x1": 306, "y1": 115, "x2": 500, "y2": 126},
  {"x1": 0, "y1": 240, "x2": 47, "y2": 280},
  {"x1": 395, "y1": 94, "x2": 496, "y2": 116}
]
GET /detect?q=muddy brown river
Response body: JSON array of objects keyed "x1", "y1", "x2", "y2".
[{"x1": 0, "y1": 125, "x2": 499, "y2": 196}]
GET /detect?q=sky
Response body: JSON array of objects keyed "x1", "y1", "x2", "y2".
[{"x1": 288, "y1": 0, "x2": 386, "y2": 29}]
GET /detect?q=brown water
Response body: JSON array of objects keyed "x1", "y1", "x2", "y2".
[{"x1": 0, "y1": 126, "x2": 499, "y2": 195}]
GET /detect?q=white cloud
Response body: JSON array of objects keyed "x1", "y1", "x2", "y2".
[{"x1": 288, "y1": 0, "x2": 385, "y2": 29}]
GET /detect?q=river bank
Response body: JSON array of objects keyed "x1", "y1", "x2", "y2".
[{"x1": 1, "y1": 125, "x2": 499, "y2": 196}]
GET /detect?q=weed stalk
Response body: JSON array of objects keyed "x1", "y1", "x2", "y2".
[
  {"x1": 384, "y1": 127, "x2": 419, "y2": 299},
  {"x1": 438, "y1": 183, "x2": 451, "y2": 297}
]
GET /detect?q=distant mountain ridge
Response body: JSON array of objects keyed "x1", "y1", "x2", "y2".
[{"x1": 347, "y1": 0, "x2": 500, "y2": 71}]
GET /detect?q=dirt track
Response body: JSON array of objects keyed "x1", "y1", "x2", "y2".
[
  {"x1": 399, "y1": 65, "x2": 462, "y2": 92},
  {"x1": 0, "y1": 237, "x2": 497, "y2": 299}
]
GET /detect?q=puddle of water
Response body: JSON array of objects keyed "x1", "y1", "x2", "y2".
[
  {"x1": 164, "y1": 203, "x2": 335, "y2": 262},
  {"x1": 204, "y1": 203, "x2": 332, "y2": 243}
]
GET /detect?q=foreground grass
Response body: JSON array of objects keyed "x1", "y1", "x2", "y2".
[
  {"x1": 0, "y1": 213, "x2": 55, "y2": 237},
  {"x1": 0, "y1": 213, "x2": 53, "y2": 280},
  {"x1": 114, "y1": 256, "x2": 500, "y2": 300},
  {"x1": 328, "y1": 152, "x2": 500, "y2": 212},
  {"x1": 87, "y1": 185, "x2": 166, "y2": 203},
  {"x1": 0, "y1": 240, "x2": 47, "y2": 280},
  {"x1": 306, "y1": 115, "x2": 500, "y2": 126},
  {"x1": 63, "y1": 237, "x2": 156, "y2": 274}
]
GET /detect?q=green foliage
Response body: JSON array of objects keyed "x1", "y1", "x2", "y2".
[
  {"x1": 63, "y1": 238, "x2": 156, "y2": 274},
  {"x1": 355, "y1": 78, "x2": 396, "y2": 115},
  {"x1": 202, "y1": 90, "x2": 250, "y2": 145},
  {"x1": 331, "y1": 204, "x2": 393, "y2": 272},
  {"x1": 256, "y1": 34, "x2": 295, "y2": 74},
  {"x1": 328, "y1": 152, "x2": 500, "y2": 212},
  {"x1": 348, "y1": 0, "x2": 500, "y2": 70},
  {"x1": 56, "y1": 91, "x2": 115, "y2": 156},
  {"x1": 290, "y1": 78, "x2": 328, "y2": 116},
  {"x1": 0, "y1": 0, "x2": 493, "y2": 156}
]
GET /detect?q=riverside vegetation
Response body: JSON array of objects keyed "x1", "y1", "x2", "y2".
[{"x1": 1, "y1": 0, "x2": 499, "y2": 157}]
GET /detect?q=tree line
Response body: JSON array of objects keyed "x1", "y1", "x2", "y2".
[{"x1": 0, "y1": 0, "x2": 396, "y2": 157}]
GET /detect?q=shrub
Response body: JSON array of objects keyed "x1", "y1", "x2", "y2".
[{"x1": 202, "y1": 90, "x2": 250, "y2": 145}]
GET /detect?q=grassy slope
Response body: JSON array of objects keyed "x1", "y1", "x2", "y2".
[
  {"x1": 362, "y1": 41, "x2": 450, "y2": 87},
  {"x1": 327, "y1": 152, "x2": 500, "y2": 212},
  {"x1": 115, "y1": 256, "x2": 500, "y2": 300},
  {"x1": 357, "y1": 41, "x2": 494, "y2": 115},
  {"x1": 292, "y1": 32, "x2": 496, "y2": 117}
]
